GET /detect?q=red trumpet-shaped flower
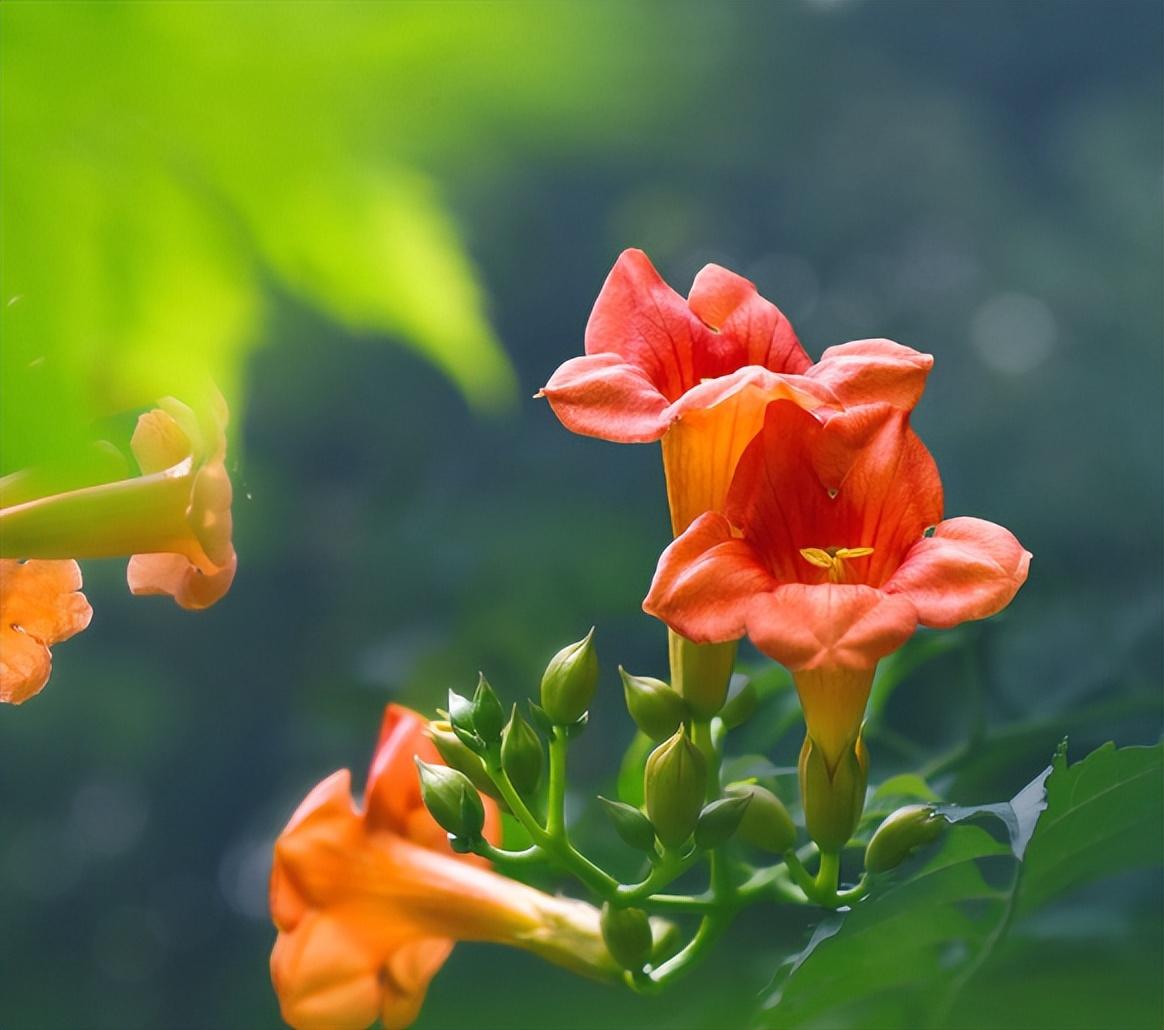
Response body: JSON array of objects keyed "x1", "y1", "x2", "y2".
[
  {"x1": 541, "y1": 248, "x2": 932, "y2": 536},
  {"x1": 270, "y1": 704, "x2": 622, "y2": 1030},
  {"x1": 644, "y1": 400, "x2": 1030, "y2": 777}
]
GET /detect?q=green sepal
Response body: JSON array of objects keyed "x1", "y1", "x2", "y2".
[
  {"x1": 693, "y1": 793, "x2": 751, "y2": 849},
  {"x1": 597, "y1": 795, "x2": 656, "y2": 852}
]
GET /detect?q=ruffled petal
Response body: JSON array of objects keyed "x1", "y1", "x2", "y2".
[
  {"x1": 687, "y1": 264, "x2": 810, "y2": 375},
  {"x1": 808, "y1": 339, "x2": 933, "y2": 411},
  {"x1": 0, "y1": 559, "x2": 92, "y2": 704},
  {"x1": 744, "y1": 582, "x2": 918, "y2": 673},
  {"x1": 883, "y1": 516, "x2": 1031, "y2": 629},
  {"x1": 643, "y1": 512, "x2": 776, "y2": 642},
  {"x1": 127, "y1": 550, "x2": 236, "y2": 610},
  {"x1": 271, "y1": 911, "x2": 385, "y2": 1030},
  {"x1": 584, "y1": 248, "x2": 712, "y2": 401},
  {"x1": 539, "y1": 353, "x2": 670, "y2": 442},
  {"x1": 379, "y1": 938, "x2": 454, "y2": 1030}
]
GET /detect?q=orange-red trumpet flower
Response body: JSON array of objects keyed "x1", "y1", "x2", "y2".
[
  {"x1": 644, "y1": 400, "x2": 1030, "y2": 775},
  {"x1": 270, "y1": 704, "x2": 622, "y2": 1030},
  {"x1": 540, "y1": 249, "x2": 932, "y2": 536}
]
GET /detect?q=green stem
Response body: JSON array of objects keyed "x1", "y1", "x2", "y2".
[
  {"x1": 546, "y1": 726, "x2": 569, "y2": 839},
  {"x1": 639, "y1": 910, "x2": 733, "y2": 991},
  {"x1": 486, "y1": 759, "x2": 619, "y2": 897},
  {"x1": 814, "y1": 852, "x2": 840, "y2": 906},
  {"x1": 475, "y1": 842, "x2": 545, "y2": 867}
]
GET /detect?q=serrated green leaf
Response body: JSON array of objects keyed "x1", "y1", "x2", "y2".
[
  {"x1": 759, "y1": 741, "x2": 1164, "y2": 1030},
  {"x1": 1016, "y1": 741, "x2": 1163, "y2": 914}
]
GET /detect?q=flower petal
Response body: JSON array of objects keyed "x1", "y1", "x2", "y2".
[
  {"x1": 744, "y1": 582, "x2": 918, "y2": 672},
  {"x1": 0, "y1": 559, "x2": 92, "y2": 704},
  {"x1": 808, "y1": 339, "x2": 933, "y2": 411},
  {"x1": 584, "y1": 248, "x2": 712, "y2": 401},
  {"x1": 539, "y1": 353, "x2": 671, "y2": 442},
  {"x1": 883, "y1": 516, "x2": 1031, "y2": 629},
  {"x1": 127, "y1": 550, "x2": 237, "y2": 610},
  {"x1": 379, "y1": 938, "x2": 454, "y2": 1030},
  {"x1": 686, "y1": 264, "x2": 810, "y2": 375},
  {"x1": 643, "y1": 512, "x2": 776, "y2": 642},
  {"x1": 271, "y1": 911, "x2": 385, "y2": 1030},
  {"x1": 661, "y1": 371, "x2": 833, "y2": 533}
]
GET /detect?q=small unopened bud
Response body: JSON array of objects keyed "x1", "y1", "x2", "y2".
[
  {"x1": 693, "y1": 793, "x2": 751, "y2": 850},
  {"x1": 719, "y1": 678, "x2": 758, "y2": 730},
  {"x1": 728, "y1": 783, "x2": 797, "y2": 854},
  {"x1": 644, "y1": 728, "x2": 707, "y2": 847},
  {"x1": 597, "y1": 796, "x2": 656, "y2": 852},
  {"x1": 447, "y1": 689, "x2": 480, "y2": 749},
  {"x1": 415, "y1": 758, "x2": 485, "y2": 840},
  {"x1": 427, "y1": 720, "x2": 502, "y2": 801},
  {"x1": 540, "y1": 628, "x2": 599, "y2": 725},
  {"x1": 471, "y1": 673, "x2": 505, "y2": 743},
  {"x1": 501, "y1": 704, "x2": 544, "y2": 797},
  {"x1": 600, "y1": 902, "x2": 653, "y2": 971},
  {"x1": 799, "y1": 734, "x2": 868, "y2": 853},
  {"x1": 865, "y1": 804, "x2": 946, "y2": 874},
  {"x1": 620, "y1": 666, "x2": 686, "y2": 740}
]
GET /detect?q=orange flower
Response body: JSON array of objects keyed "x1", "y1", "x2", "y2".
[
  {"x1": 540, "y1": 249, "x2": 932, "y2": 536},
  {"x1": 644, "y1": 400, "x2": 1030, "y2": 773},
  {"x1": 0, "y1": 559, "x2": 92, "y2": 704},
  {"x1": 270, "y1": 704, "x2": 622, "y2": 1030},
  {"x1": 0, "y1": 394, "x2": 236, "y2": 610}
]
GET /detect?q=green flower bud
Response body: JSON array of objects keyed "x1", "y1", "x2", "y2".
[
  {"x1": 620, "y1": 666, "x2": 686, "y2": 740},
  {"x1": 799, "y1": 734, "x2": 868, "y2": 853},
  {"x1": 865, "y1": 804, "x2": 946, "y2": 874},
  {"x1": 415, "y1": 758, "x2": 485, "y2": 840},
  {"x1": 471, "y1": 673, "x2": 506, "y2": 743},
  {"x1": 447, "y1": 688, "x2": 478, "y2": 738},
  {"x1": 644, "y1": 728, "x2": 707, "y2": 848},
  {"x1": 427, "y1": 720, "x2": 502, "y2": 802},
  {"x1": 600, "y1": 902, "x2": 653, "y2": 971},
  {"x1": 597, "y1": 795, "x2": 656, "y2": 852},
  {"x1": 540, "y1": 628, "x2": 599, "y2": 725},
  {"x1": 728, "y1": 782, "x2": 797, "y2": 854},
  {"x1": 500, "y1": 704, "x2": 544, "y2": 797},
  {"x1": 693, "y1": 793, "x2": 751, "y2": 850},
  {"x1": 719, "y1": 678, "x2": 758, "y2": 730}
]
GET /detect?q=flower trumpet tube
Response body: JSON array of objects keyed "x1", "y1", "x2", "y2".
[
  {"x1": 0, "y1": 395, "x2": 235, "y2": 610},
  {"x1": 541, "y1": 249, "x2": 933, "y2": 715},
  {"x1": 644, "y1": 400, "x2": 1030, "y2": 849},
  {"x1": 270, "y1": 704, "x2": 625, "y2": 1030}
]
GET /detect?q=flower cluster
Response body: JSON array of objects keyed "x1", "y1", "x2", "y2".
[
  {"x1": 268, "y1": 248, "x2": 1030, "y2": 1030},
  {"x1": 0, "y1": 394, "x2": 236, "y2": 703}
]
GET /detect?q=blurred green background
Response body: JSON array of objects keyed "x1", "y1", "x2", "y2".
[{"x1": 1, "y1": 2, "x2": 1161, "y2": 1028}]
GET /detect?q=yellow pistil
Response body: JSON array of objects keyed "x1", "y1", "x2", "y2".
[{"x1": 799, "y1": 546, "x2": 875, "y2": 583}]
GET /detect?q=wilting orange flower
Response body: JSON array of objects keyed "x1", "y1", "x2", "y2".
[
  {"x1": 0, "y1": 559, "x2": 92, "y2": 704},
  {"x1": 0, "y1": 394, "x2": 236, "y2": 610},
  {"x1": 541, "y1": 249, "x2": 932, "y2": 535},
  {"x1": 644, "y1": 400, "x2": 1030, "y2": 771},
  {"x1": 270, "y1": 704, "x2": 621, "y2": 1030}
]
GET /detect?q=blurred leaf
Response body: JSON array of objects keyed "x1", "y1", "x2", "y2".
[
  {"x1": 3, "y1": 1, "x2": 711, "y2": 473},
  {"x1": 867, "y1": 626, "x2": 977, "y2": 724},
  {"x1": 759, "y1": 741, "x2": 1164, "y2": 1029}
]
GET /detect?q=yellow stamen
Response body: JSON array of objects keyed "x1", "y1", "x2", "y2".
[{"x1": 799, "y1": 546, "x2": 875, "y2": 583}]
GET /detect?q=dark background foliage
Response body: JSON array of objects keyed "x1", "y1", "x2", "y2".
[{"x1": 1, "y1": 2, "x2": 1160, "y2": 1028}]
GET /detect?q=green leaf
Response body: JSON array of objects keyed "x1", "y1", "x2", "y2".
[
  {"x1": 616, "y1": 731, "x2": 654, "y2": 808},
  {"x1": 1016, "y1": 740, "x2": 1164, "y2": 914},
  {"x1": 759, "y1": 741, "x2": 1164, "y2": 1029}
]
